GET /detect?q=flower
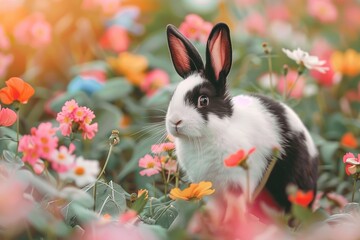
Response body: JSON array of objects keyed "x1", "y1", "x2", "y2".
[
  {"x1": 0, "y1": 77, "x2": 35, "y2": 105},
  {"x1": 56, "y1": 99, "x2": 98, "y2": 140},
  {"x1": 109, "y1": 52, "x2": 148, "y2": 86},
  {"x1": 308, "y1": 0, "x2": 338, "y2": 23},
  {"x1": 282, "y1": 48, "x2": 329, "y2": 73},
  {"x1": 277, "y1": 70, "x2": 306, "y2": 99},
  {"x1": 288, "y1": 189, "x2": 314, "y2": 208},
  {"x1": 68, "y1": 75, "x2": 104, "y2": 95},
  {"x1": 59, "y1": 157, "x2": 100, "y2": 187},
  {"x1": 140, "y1": 69, "x2": 170, "y2": 96},
  {"x1": 341, "y1": 132, "x2": 358, "y2": 149},
  {"x1": 138, "y1": 155, "x2": 161, "y2": 177},
  {"x1": 169, "y1": 181, "x2": 215, "y2": 201},
  {"x1": 224, "y1": 147, "x2": 256, "y2": 168},
  {"x1": 343, "y1": 152, "x2": 360, "y2": 176},
  {"x1": 243, "y1": 12, "x2": 266, "y2": 36},
  {"x1": 331, "y1": 49, "x2": 360, "y2": 77},
  {"x1": 49, "y1": 144, "x2": 76, "y2": 173},
  {"x1": 0, "y1": 105, "x2": 17, "y2": 126},
  {"x1": 99, "y1": 26, "x2": 130, "y2": 53},
  {"x1": 119, "y1": 209, "x2": 138, "y2": 224},
  {"x1": 18, "y1": 122, "x2": 58, "y2": 166},
  {"x1": 151, "y1": 142, "x2": 175, "y2": 154},
  {"x1": 33, "y1": 159, "x2": 45, "y2": 175},
  {"x1": 13, "y1": 13, "x2": 51, "y2": 48},
  {"x1": 137, "y1": 189, "x2": 149, "y2": 199},
  {"x1": 178, "y1": 14, "x2": 213, "y2": 43}
]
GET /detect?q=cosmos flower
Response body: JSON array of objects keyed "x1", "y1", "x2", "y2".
[
  {"x1": 282, "y1": 48, "x2": 329, "y2": 73},
  {"x1": 138, "y1": 155, "x2": 161, "y2": 177}
]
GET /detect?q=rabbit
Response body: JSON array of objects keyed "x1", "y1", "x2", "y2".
[{"x1": 165, "y1": 22, "x2": 318, "y2": 211}]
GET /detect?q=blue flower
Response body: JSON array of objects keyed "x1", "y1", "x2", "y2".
[{"x1": 68, "y1": 76, "x2": 104, "y2": 95}]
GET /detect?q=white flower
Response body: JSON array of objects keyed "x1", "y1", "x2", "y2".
[
  {"x1": 59, "y1": 157, "x2": 100, "y2": 187},
  {"x1": 282, "y1": 48, "x2": 329, "y2": 73}
]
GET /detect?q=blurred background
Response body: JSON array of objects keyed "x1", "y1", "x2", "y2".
[{"x1": 1, "y1": 0, "x2": 360, "y2": 201}]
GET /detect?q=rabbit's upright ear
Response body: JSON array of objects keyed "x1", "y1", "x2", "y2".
[
  {"x1": 167, "y1": 24, "x2": 204, "y2": 79},
  {"x1": 205, "y1": 23, "x2": 232, "y2": 88}
]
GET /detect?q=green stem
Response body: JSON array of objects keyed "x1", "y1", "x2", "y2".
[
  {"x1": 352, "y1": 178, "x2": 356, "y2": 202},
  {"x1": 286, "y1": 72, "x2": 301, "y2": 100},
  {"x1": 267, "y1": 54, "x2": 275, "y2": 97},
  {"x1": 15, "y1": 107, "x2": 20, "y2": 157},
  {"x1": 161, "y1": 168, "x2": 168, "y2": 196},
  {"x1": 93, "y1": 143, "x2": 114, "y2": 211},
  {"x1": 175, "y1": 168, "x2": 180, "y2": 188}
]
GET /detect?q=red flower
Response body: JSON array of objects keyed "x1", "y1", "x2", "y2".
[
  {"x1": 224, "y1": 147, "x2": 256, "y2": 168},
  {"x1": 288, "y1": 190, "x2": 314, "y2": 208},
  {"x1": 0, "y1": 77, "x2": 35, "y2": 105},
  {"x1": 341, "y1": 132, "x2": 358, "y2": 149},
  {"x1": 0, "y1": 105, "x2": 17, "y2": 126}
]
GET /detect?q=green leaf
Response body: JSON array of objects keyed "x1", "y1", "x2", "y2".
[
  {"x1": 64, "y1": 203, "x2": 98, "y2": 226},
  {"x1": 153, "y1": 204, "x2": 178, "y2": 229},
  {"x1": 168, "y1": 200, "x2": 199, "y2": 231},
  {"x1": 320, "y1": 141, "x2": 339, "y2": 164},
  {"x1": 131, "y1": 192, "x2": 148, "y2": 213},
  {"x1": 88, "y1": 181, "x2": 128, "y2": 215},
  {"x1": 93, "y1": 78, "x2": 132, "y2": 101},
  {"x1": 291, "y1": 204, "x2": 313, "y2": 223},
  {"x1": 60, "y1": 187, "x2": 94, "y2": 208},
  {"x1": 1, "y1": 150, "x2": 24, "y2": 169}
]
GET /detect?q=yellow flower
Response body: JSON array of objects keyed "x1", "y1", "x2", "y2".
[
  {"x1": 108, "y1": 52, "x2": 148, "y2": 86},
  {"x1": 137, "y1": 189, "x2": 149, "y2": 199},
  {"x1": 331, "y1": 49, "x2": 360, "y2": 77},
  {"x1": 169, "y1": 181, "x2": 215, "y2": 201}
]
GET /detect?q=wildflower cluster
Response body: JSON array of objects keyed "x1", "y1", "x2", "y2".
[{"x1": 56, "y1": 99, "x2": 98, "y2": 140}]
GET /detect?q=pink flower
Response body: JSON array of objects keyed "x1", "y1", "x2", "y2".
[
  {"x1": 308, "y1": 0, "x2": 338, "y2": 23},
  {"x1": 343, "y1": 152, "x2": 360, "y2": 176},
  {"x1": 119, "y1": 209, "x2": 138, "y2": 224},
  {"x1": 56, "y1": 100, "x2": 98, "y2": 139},
  {"x1": 0, "y1": 25, "x2": 10, "y2": 50},
  {"x1": 81, "y1": 70, "x2": 107, "y2": 83},
  {"x1": 266, "y1": 5, "x2": 290, "y2": 22},
  {"x1": 179, "y1": 14, "x2": 213, "y2": 43},
  {"x1": 151, "y1": 142, "x2": 175, "y2": 154},
  {"x1": 18, "y1": 135, "x2": 39, "y2": 165},
  {"x1": 14, "y1": 13, "x2": 52, "y2": 48},
  {"x1": 138, "y1": 155, "x2": 161, "y2": 176},
  {"x1": 163, "y1": 159, "x2": 177, "y2": 173},
  {"x1": 277, "y1": 70, "x2": 305, "y2": 99},
  {"x1": 49, "y1": 144, "x2": 76, "y2": 173},
  {"x1": 31, "y1": 122, "x2": 58, "y2": 159},
  {"x1": 33, "y1": 159, "x2": 45, "y2": 175},
  {"x1": 100, "y1": 26, "x2": 130, "y2": 53},
  {"x1": 0, "y1": 105, "x2": 17, "y2": 127},
  {"x1": 0, "y1": 53, "x2": 13, "y2": 78},
  {"x1": 140, "y1": 69, "x2": 170, "y2": 96},
  {"x1": 243, "y1": 13, "x2": 266, "y2": 36}
]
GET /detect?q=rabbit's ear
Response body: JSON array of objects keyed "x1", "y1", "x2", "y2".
[
  {"x1": 205, "y1": 23, "x2": 232, "y2": 87},
  {"x1": 167, "y1": 24, "x2": 204, "y2": 79}
]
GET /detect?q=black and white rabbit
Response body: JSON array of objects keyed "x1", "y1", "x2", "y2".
[{"x1": 165, "y1": 23, "x2": 318, "y2": 211}]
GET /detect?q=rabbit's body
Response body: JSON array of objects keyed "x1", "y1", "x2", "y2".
[{"x1": 165, "y1": 23, "x2": 318, "y2": 210}]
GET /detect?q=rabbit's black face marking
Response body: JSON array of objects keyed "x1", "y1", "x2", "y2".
[{"x1": 184, "y1": 81, "x2": 233, "y2": 121}]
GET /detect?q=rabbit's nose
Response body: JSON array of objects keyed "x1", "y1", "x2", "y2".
[{"x1": 175, "y1": 120, "x2": 182, "y2": 126}]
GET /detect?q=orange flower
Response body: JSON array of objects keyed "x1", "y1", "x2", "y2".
[
  {"x1": 108, "y1": 52, "x2": 148, "y2": 86},
  {"x1": 137, "y1": 189, "x2": 148, "y2": 199},
  {"x1": 0, "y1": 77, "x2": 35, "y2": 105},
  {"x1": 169, "y1": 181, "x2": 215, "y2": 201},
  {"x1": 288, "y1": 190, "x2": 314, "y2": 208},
  {"x1": 224, "y1": 147, "x2": 256, "y2": 168},
  {"x1": 341, "y1": 132, "x2": 358, "y2": 149},
  {"x1": 331, "y1": 49, "x2": 360, "y2": 76}
]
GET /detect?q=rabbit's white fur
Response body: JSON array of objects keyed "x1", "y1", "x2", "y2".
[{"x1": 167, "y1": 74, "x2": 317, "y2": 195}]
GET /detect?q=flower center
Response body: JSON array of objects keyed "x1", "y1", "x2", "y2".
[
  {"x1": 58, "y1": 153, "x2": 65, "y2": 161},
  {"x1": 146, "y1": 162, "x2": 155, "y2": 169},
  {"x1": 75, "y1": 166, "x2": 85, "y2": 176}
]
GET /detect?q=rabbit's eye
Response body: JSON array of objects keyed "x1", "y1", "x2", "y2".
[{"x1": 198, "y1": 95, "x2": 209, "y2": 108}]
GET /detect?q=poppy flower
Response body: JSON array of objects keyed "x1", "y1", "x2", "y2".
[
  {"x1": 288, "y1": 189, "x2": 314, "y2": 208},
  {"x1": 224, "y1": 147, "x2": 256, "y2": 168},
  {"x1": 0, "y1": 105, "x2": 17, "y2": 126},
  {"x1": 169, "y1": 181, "x2": 215, "y2": 201},
  {"x1": 341, "y1": 132, "x2": 358, "y2": 149},
  {"x1": 0, "y1": 77, "x2": 35, "y2": 105}
]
